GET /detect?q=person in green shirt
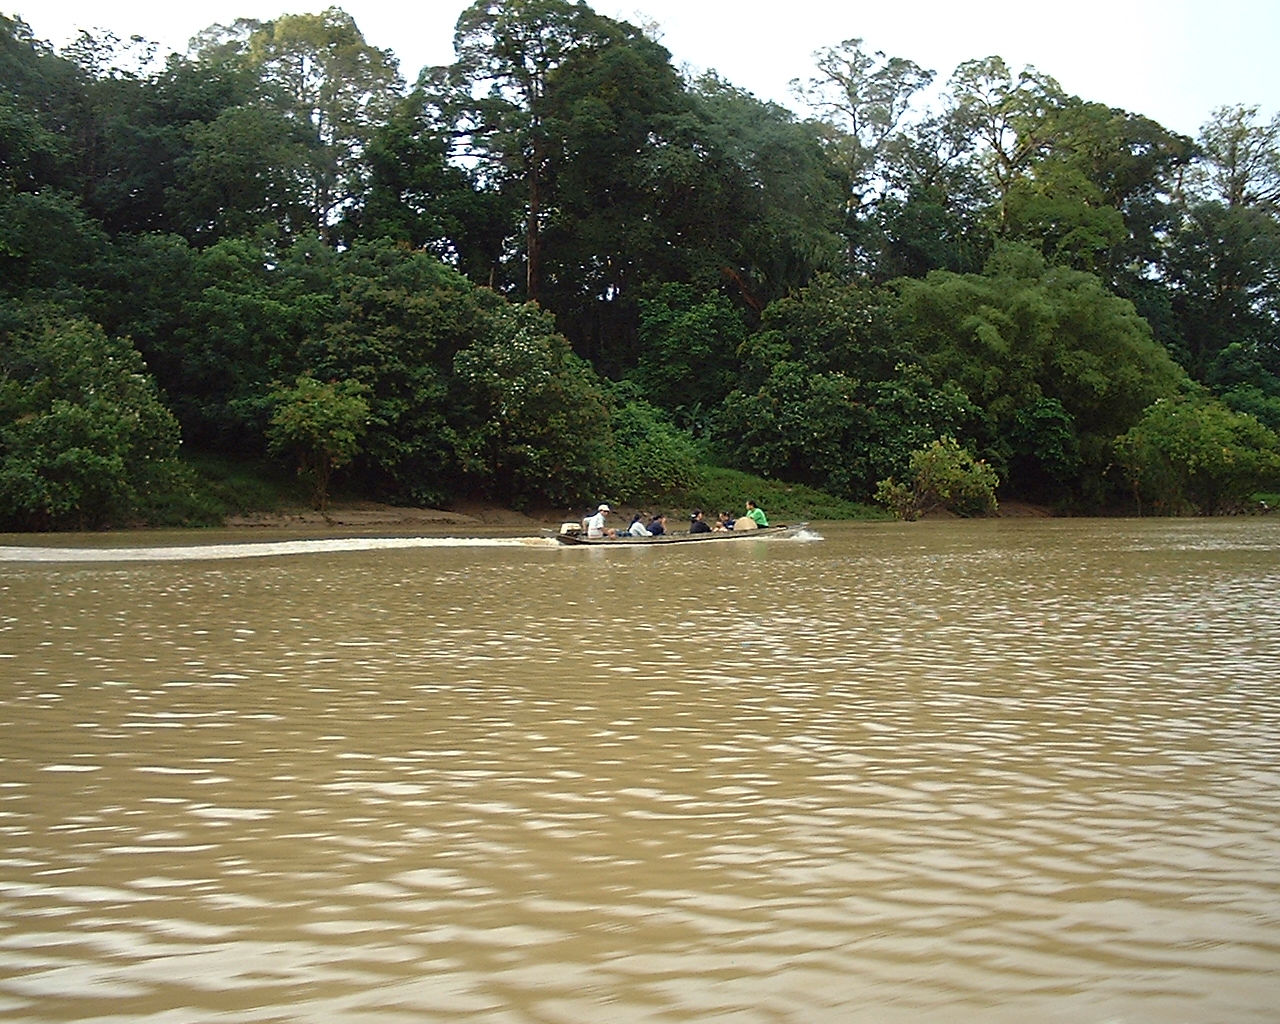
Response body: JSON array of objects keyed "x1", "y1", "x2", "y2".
[{"x1": 744, "y1": 500, "x2": 768, "y2": 527}]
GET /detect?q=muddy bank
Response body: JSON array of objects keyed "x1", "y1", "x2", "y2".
[
  {"x1": 224, "y1": 500, "x2": 566, "y2": 530},
  {"x1": 920, "y1": 499, "x2": 1056, "y2": 519}
]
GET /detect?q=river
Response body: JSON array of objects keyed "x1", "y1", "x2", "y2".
[{"x1": 1, "y1": 518, "x2": 1278, "y2": 1023}]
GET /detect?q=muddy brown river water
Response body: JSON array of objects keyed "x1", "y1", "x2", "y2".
[{"x1": 1, "y1": 518, "x2": 1278, "y2": 1023}]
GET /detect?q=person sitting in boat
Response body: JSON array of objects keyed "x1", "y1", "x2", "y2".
[
  {"x1": 744, "y1": 500, "x2": 768, "y2": 527},
  {"x1": 627, "y1": 514, "x2": 651, "y2": 537},
  {"x1": 688, "y1": 509, "x2": 712, "y2": 535},
  {"x1": 714, "y1": 510, "x2": 736, "y2": 531},
  {"x1": 647, "y1": 514, "x2": 668, "y2": 536},
  {"x1": 584, "y1": 503, "x2": 616, "y2": 538}
]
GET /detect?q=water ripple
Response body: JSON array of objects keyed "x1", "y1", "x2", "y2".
[{"x1": 0, "y1": 519, "x2": 1278, "y2": 1022}]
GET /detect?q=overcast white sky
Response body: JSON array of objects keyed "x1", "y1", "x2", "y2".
[{"x1": 13, "y1": 1, "x2": 1280, "y2": 137}]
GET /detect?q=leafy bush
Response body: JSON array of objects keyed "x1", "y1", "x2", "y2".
[
  {"x1": 267, "y1": 375, "x2": 370, "y2": 511},
  {"x1": 0, "y1": 313, "x2": 201, "y2": 530},
  {"x1": 1114, "y1": 391, "x2": 1280, "y2": 514},
  {"x1": 1220, "y1": 384, "x2": 1280, "y2": 434},
  {"x1": 179, "y1": 452, "x2": 313, "y2": 516},
  {"x1": 718, "y1": 361, "x2": 977, "y2": 501},
  {"x1": 876, "y1": 436, "x2": 1000, "y2": 519},
  {"x1": 606, "y1": 400, "x2": 703, "y2": 503},
  {"x1": 893, "y1": 244, "x2": 1185, "y2": 494},
  {"x1": 449, "y1": 301, "x2": 611, "y2": 507}
]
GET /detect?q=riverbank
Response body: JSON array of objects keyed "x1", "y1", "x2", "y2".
[
  {"x1": 225, "y1": 500, "x2": 560, "y2": 530},
  {"x1": 197, "y1": 460, "x2": 886, "y2": 532},
  {"x1": 222, "y1": 497, "x2": 1056, "y2": 530}
]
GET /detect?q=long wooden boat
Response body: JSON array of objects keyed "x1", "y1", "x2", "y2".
[{"x1": 555, "y1": 524, "x2": 794, "y2": 546}]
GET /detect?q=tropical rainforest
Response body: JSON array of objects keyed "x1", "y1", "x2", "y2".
[{"x1": 2, "y1": 1, "x2": 1279, "y2": 529}]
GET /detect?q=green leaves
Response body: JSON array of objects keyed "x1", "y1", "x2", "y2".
[
  {"x1": 791, "y1": 37, "x2": 934, "y2": 236},
  {"x1": 1115, "y1": 391, "x2": 1280, "y2": 514},
  {"x1": 1190, "y1": 104, "x2": 1280, "y2": 208},
  {"x1": 631, "y1": 285, "x2": 747, "y2": 428},
  {"x1": 0, "y1": 314, "x2": 193, "y2": 529},
  {"x1": 448, "y1": 300, "x2": 610, "y2": 506},
  {"x1": 875, "y1": 436, "x2": 1000, "y2": 519},
  {"x1": 267, "y1": 374, "x2": 370, "y2": 511},
  {"x1": 606, "y1": 400, "x2": 702, "y2": 502},
  {"x1": 241, "y1": 8, "x2": 403, "y2": 237},
  {"x1": 2, "y1": 5, "x2": 1277, "y2": 523},
  {"x1": 894, "y1": 246, "x2": 1185, "y2": 496}
]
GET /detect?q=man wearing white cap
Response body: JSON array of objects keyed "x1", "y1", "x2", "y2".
[{"x1": 584, "y1": 503, "x2": 616, "y2": 538}]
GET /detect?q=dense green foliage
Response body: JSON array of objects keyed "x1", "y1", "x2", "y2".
[
  {"x1": 1, "y1": 6, "x2": 1277, "y2": 529},
  {"x1": 447, "y1": 299, "x2": 611, "y2": 506},
  {"x1": 605, "y1": 399, "x2": 703, "y2": 503},
  {"x1": 0, "y1": 312, "x2": 202, "y2": 528},
  {"x1": 266, "y1": 375, "x2": 370, "y2": 510},
  {"x1": 892, "y1": 245, "x2": 1186, "y2": 502},
  {"x1": 875, "y1": 436, "x2": 1000, "y2": 520},
  {"x1": 669, "y1": 467, "x2": 884, "y2": 524},
  {"x1": 1115, "y1": 389, "x2": 1280, "y2": 514}
]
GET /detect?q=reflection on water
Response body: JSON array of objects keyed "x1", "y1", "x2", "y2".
[{"x1": 1, "y1": 518, "x2": 1279, "y2": 1022}]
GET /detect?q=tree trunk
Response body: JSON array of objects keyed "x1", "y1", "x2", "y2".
[{"x1": 527, "y1": 139, "x2": 544, "y2": 302}]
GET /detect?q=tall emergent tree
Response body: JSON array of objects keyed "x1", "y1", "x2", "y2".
[
  {"x1": 1164, "y1": 104, "x2": 1280, "y2": 392},
  {"x1": 1190, "y1": 104, "x2": 1280, "y2": 209},
  {"x1": 792, "y1": 37, "x2": 933, "y2": 275},
  {"x1": 192, "y1": 7, "x2": 402, "y2": 240},
  {"x1": 430, "y1": 0, "x2": 616, "y2": 302}
]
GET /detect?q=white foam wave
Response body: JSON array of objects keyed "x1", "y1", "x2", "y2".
[{"x1": 0, "y1": 535, "x2": 560, "y2": 563}]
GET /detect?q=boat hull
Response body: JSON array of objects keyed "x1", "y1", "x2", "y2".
[{"x1": 555, "y1": 526, "x2": 792, "y2": 546}]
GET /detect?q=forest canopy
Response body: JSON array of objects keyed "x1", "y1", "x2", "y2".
[{"x1": 2, "y1": 3, "x2": 1278, "y2": 528}]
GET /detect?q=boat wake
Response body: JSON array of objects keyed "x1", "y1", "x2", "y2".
[
  {"x1": 0, "y1": 535, "x2": 561, "y2": 563},
  {"x1": 1, "y1": 526, "x2": 824, "y2": 564}
]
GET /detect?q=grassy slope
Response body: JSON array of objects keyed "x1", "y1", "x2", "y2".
[
  {"x1": 184, "y1": 455, "x2": 886, "y2": 523},
  {"x1": 183, "y1": 452, "x2": 315, "y2": 518},
  {"x1": 668, "y1": 467, "x2": 886, "y2": 522}
]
